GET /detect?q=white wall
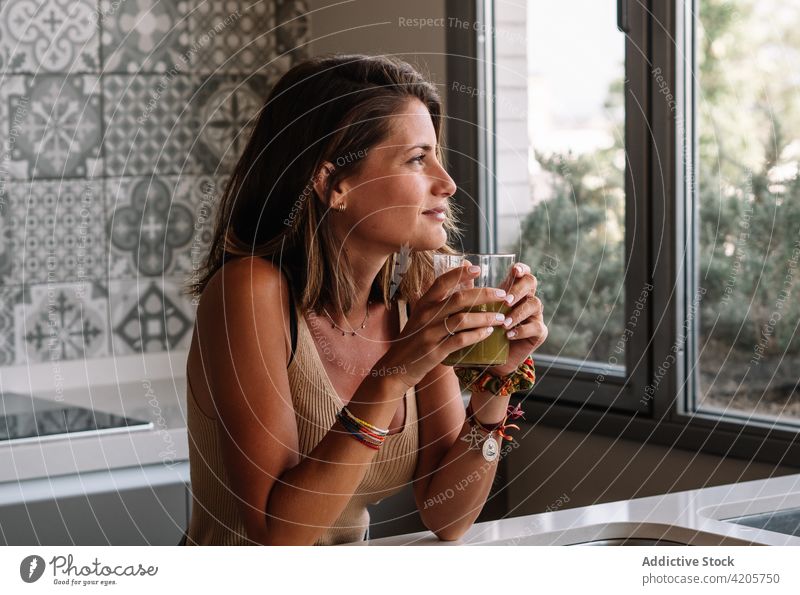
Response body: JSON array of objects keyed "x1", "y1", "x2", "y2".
[
  {"x1": 306, "y1": 0, "x2": 448, "y2": 110},
  {"x1": 505, "y1": 424, "x2": 797, "y2": 517},
  {"x1": 494, "y1": 0, "x2": 531, "y2": 251}
]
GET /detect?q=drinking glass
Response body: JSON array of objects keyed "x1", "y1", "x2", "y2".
[{"x1": 433, "y1": 253, "x2": 517, "y2": 367}]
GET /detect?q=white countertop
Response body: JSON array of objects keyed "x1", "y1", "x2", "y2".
[
  {"x1": 3, "y1": 352, "x2": 799, "y2": 547},
  {"x1": 1, "y1": 354, "x2": 189, "y2": 484},
  {"x1": 352, "y1": 472, "x2": 800, "y2": 546}
]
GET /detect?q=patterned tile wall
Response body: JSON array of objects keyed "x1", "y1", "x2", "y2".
[{"x1": 0, "y1": 0, "x2": 310, "y2": 368}]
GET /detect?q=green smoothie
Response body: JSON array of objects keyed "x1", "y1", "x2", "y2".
[{"x1": 444, "y1": 302, "x2": 510, "y2": 367}]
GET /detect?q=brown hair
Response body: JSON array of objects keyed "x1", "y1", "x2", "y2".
[{"x1": 187, "y1": 53, "x2": 463, "y2": 316}]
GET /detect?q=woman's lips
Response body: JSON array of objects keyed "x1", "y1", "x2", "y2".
[{"x1": 422, "y1": 207, "x2": 446, "y2": 221}]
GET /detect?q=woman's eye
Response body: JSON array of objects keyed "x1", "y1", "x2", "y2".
[{"x1": 410, "y1": 154, "x2": 426, "y2": 164}]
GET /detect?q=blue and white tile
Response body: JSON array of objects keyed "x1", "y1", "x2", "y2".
[
  {"x1": 275, "y1": 0, "x2": 310, "y2": 63},
  {"x1": 0, "y1": 286, "x2": 23, "y2": 366},
  {"x1": 0, "y1": 191, "x2": 14, "y2": 285},
  {"x1": 109, "y1": 278, "x2": 195, "y2": 355},
  {"x1": 100, "y1": 0, "x2": 191, "y2": 73},
  {"x1": 3, "y1": 179, "x2": 105, "y2": 285},
  {"x1": 102, "y1": 74, "x2": 199, "y2": 176},
  {"x1": 1, "y1": 75, "x2": 102, "y2": 179},
  {"x1": 14, "y1": 281, "x2": 109, "y2": 364},
  {"x1": 189, "y1": 0, "x2": 285, "y2": 75},
  {"x1": 0, "y1": 0, "x2": 100, "y2": 73},
  {"x1": 191, "y1": 74, "x2": 268, "y2": 174},
  {"x1": 105, "y1": 175, "x2": 200, "y2": 279},
  {"x1": 180, "y1": 174, "x2": 226, "y2": 279}
]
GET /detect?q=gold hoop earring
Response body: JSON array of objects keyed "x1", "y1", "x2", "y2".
[{"x1": 337, "y1": 203, "x2": 346, "y2": 212}]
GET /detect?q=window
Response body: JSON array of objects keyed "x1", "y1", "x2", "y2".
[
  {"x1": 448, "y1": 0, "x2": 799, "y2": 462},
  {"x1": 691, "y1": 0, "x2": 800, "y2": 426},
  {"x1": 491, "y1": 0, "x2": 651, "y2": 411},
  {"x1": 499, "y1": 0, "x2": 626, "y2": 366}
]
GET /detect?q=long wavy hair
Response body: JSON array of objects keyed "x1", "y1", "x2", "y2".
[{"x1": 187, "y1": 53, "x2": 463, "y2": 316}]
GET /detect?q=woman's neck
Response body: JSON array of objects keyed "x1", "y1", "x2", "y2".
[{"x1": 328, "y1": 239, "x2": 393, "y2": 325}]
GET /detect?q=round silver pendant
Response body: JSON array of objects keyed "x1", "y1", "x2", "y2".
[{"x1": 482, "y1": 434, "x2": 499, "y2": 462}]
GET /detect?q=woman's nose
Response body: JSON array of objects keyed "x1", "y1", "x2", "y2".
[{"x1": 435, "y1": 166, "x2": 457, "y2": 197}]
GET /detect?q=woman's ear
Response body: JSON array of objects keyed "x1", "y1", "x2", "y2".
[{"x1": 312, "y1": 161, "x2": 346, "y2": 209}]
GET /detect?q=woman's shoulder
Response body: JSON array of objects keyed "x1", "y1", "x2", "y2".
[
  {"x1": 194, "y1": 255, "x2": 295, "y2": 366},
  {"x1": 197, "y1": 256, "x2": 292, "y2": 319},
  {"x1": 204, "y1": 256, "x2": 288, "y2": 295}
]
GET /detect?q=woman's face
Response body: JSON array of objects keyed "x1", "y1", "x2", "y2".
[{"x1": 327, "y1": 98, "x2": 457, "y2": 254}]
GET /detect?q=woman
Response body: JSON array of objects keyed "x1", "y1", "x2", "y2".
[{"x1": 183, "y1": 54, "x2": 547, "y2": 545}]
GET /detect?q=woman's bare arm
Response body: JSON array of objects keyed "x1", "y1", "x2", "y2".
[
  {"x1": 195, "y1": 257, "x2": 407, "y2": 545},
  {"x1": 410, "y1": 363, "x2": 511, "y2": 541},
  {"x1": 405, "y1": 294, "x2": 509, "y2": 541}
]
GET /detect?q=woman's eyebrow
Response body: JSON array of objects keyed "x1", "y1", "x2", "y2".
[{"x1": 402, "y1": 144, "x2": 434, "y2": 153}]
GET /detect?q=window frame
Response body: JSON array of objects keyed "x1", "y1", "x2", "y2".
[
  {"x1": 446, "y1": 0, "x2": 800, "y2": 467},
  {"x1": 493, "y1": 0, "x2": 653, "y2": 415},
  {"x1": 444, "y1": 0, "x2": 490, "y2": 254}
]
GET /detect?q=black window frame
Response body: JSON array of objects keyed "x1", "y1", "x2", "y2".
[{"x1": 445, "y1": 0, "x2": 800, "y2": 468}]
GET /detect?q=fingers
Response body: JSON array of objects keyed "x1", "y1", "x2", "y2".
[
  {"x1": 502, "y1": 294, "x2": 543, "y2": 334},
  {"x1": 504, "y1": 265, "x2": 537, "y2": 309},
  {"x1": 498, "y1": 263, "x2": 543, "y2": 338},
  {"x1": 426, "y1": 277, "x2": 508, "y2": 317},
  {"x1": 506, "y1": 316, "x2": 548, "y2": 346},
  {"x1": 440, "y1": 324, "x2": 500, "y2": 353},
  {"x1": 442, "y1": 286, "x2": 509, "y2": 313},
  {"x1": 441, "y1": 308, "x2": 508, "y2": 334},
  {"x1": 426, "y1": 264, "x2": 480, "y2": 303}
]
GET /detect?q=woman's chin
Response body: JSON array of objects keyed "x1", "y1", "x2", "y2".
[{"x1": 408, "y1": 231, "x2": 448, "y2": 252}]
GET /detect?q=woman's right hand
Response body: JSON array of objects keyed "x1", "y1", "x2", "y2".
[{"x1": 378, "y1": 264, "x2": 511, "y2": 389}]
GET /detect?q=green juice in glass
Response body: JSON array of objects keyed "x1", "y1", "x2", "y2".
[{"x1": 444, "y1": 301, "x2": 510, "y2": 367}]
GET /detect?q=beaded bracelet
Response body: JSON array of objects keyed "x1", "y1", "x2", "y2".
[
  {"x1": 339, "y1": 406, "x2": 389, "y2": 438},
  {"x1": 454, "y1": 355, "x2": 536, "y2": 397},
  {"x1": 336, "y1": 406, "x2": 389, "y2": 450},
  {"x1": 340, "y1": 406, "x2": 388, "y2": 436},
  {"x1": 336, "y1": 411, "x2": 383, "y2": 450}
]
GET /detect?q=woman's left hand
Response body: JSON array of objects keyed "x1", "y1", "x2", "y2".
[{"x1": 487, "y1": 262, "x2": 548, "y2": 377}]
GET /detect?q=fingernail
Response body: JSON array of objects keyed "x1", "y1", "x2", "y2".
[
  {"x1": 503, "y1": 317, "x2": 513, "y2": 327},
  {"x1": 505, "y1": 294, "x2": 515, "y2": 305},
  {"x1": 495, "y1": 289, "x2": 507, "y2": 298},
  {"x1": 507, "y1": 329, "x2": 517, "y2": 338},
  {"x1": 515, "y1": 264, "x2": 524, "y2": 275},
  {"x1": 486, "y1": 327, "x2": 495, "y2": 334},
  {"x1": 495, "y1": 312, "x2": 505, "y2": 321},
  {"x1": 468, "y1": 265, "x2": 480, "y2": 274}
]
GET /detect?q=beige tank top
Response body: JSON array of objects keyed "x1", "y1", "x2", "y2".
[{"x1": 185, "y1": 298, "x2": 419, "y2": 545}]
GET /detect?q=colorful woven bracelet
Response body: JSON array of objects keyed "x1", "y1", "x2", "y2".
[
  {"x1": 454, "y1": 355, "x2": 536, "y2": 397},
  {"x1": 339, "y1": 406, "x2": 389, "y2": 437},
  {"x1": 335, "y1": 407, "x2": 387, "y2": 450},
  {"x1": 336, "y1": 412, "x2": 383, "y2": 449},
  {"x1": 337, "y1": 409, "x2": 386, "y2": 441}
]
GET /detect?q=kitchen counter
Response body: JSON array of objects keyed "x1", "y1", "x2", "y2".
[
  {"x1": 0, "y1": 353, "x2": 192, "y2": 544},
  {"x1": 352, "y1": 472, "x2": 800, "y2": 546},
  {"x1": 0, "y1": 354, "x2": 188, "y2": 484},
  {"x1": 3, "y1": 353, "x2": 798, "y2": 546}
]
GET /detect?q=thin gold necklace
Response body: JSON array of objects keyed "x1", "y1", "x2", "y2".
[{"x1": 321, "y1": 301, "x2": 373, "y2": 336}]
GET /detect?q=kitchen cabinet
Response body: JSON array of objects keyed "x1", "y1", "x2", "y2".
[{"x1": 0, "y1": 462, "x2": 189, "y2": 546}]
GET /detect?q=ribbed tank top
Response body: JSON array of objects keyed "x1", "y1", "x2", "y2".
[{"x1": 185, "y1": 298, "x2": 419, "y2": 546}]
